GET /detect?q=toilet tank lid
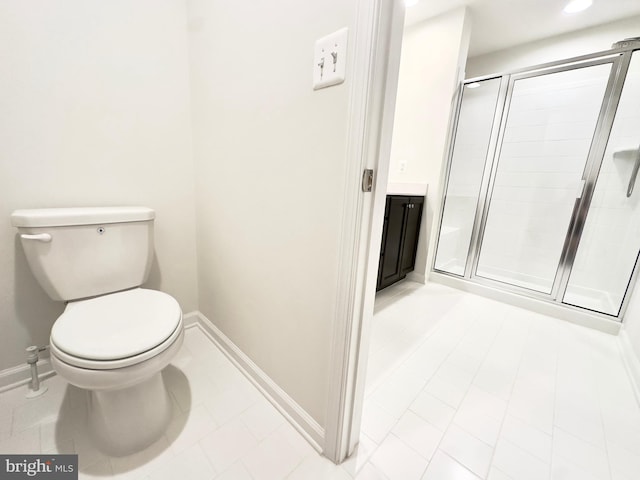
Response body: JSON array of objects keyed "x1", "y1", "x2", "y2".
[{"x1": 11, "y1": 207, "x2": 155, "y2": 227}]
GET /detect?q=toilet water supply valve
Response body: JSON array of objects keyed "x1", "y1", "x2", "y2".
[{"x1": 25, "y1": 345, "x2": 48, "y2": 398}]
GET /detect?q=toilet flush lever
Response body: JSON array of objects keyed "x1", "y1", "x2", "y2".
[{"x1": 20, "y1": 233, "x2": 52, "y2": 243}]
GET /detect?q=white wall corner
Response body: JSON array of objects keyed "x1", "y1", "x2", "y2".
[
  {"x1": 182, "y1": 311, "x2": 201, "y2": 327},
  {"x1": 406, "y1": 271, "x2": 426, "y2": 284},
  {"x1": 618, "y1": 328, "x2": 640, "y2": 406},
  {"x1": 188, "y1": 312, "x2": 325, "y2": 452},
  {"x1": 465, "y1": 15, "x2": 640, "y2": 78},
  {"x1": 409, "y1": 6, "x2": 473, "y2": 278},
  {"x1": 456, "y1": 7, "x2": 472, "y2": 85}
]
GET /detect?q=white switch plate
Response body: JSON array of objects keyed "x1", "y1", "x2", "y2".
[{"x1": 313, "y1": 28, "x2": 348, "y2": 90}]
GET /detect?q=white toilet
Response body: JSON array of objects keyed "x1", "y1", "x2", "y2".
[{"x1": 11, "y1": 206, "x2": 184, "y2": 456}]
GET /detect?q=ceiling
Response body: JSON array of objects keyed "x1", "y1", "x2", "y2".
[{"x1": 405, "y1": 0, "x2": 640, "y2": 57}]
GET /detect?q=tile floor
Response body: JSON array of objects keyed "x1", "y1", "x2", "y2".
[
  {"x1": 1, "y1": 281, "x2": 639, "y2": 479},
  {"x1": 0, "y1": 327, "x2": 337, "y2": 480},
  {"x1": 359, "y1": 281, "x2": 640, "y2": 480}
]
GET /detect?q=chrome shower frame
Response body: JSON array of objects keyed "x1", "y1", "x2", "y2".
[{"x1": 431, "y1": 40, "x2": 640, "y2": 323}]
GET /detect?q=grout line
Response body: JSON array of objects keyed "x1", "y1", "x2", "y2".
[
  {"x1": 364, "y1": 307, "x2": 453, "y2": 396},
  {"x1": 592, "y1": 343, "x2": 615, "y2": 480},
  {"x1": 439, "y1": 450, "x2": 485, "y2": 480},
  {"x1": 548, "y1": 321, "x2": 561, "y2": 480},
  {"x1": 366, "y1": 289, "x2": 477, "y2": 479},
  {"x1": 482, "y1": 313, "x2": 535, "y2": 479},
  {"x1": 387, "y1": 301, "x2": 508, "y2": 478}
]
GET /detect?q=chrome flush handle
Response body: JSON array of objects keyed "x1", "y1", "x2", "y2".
[{"x1": 20, "y1": 233, "x2": 52, "y2": 242}]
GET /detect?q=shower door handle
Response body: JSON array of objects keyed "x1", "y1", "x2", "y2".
[{"x1": 627, "y1": 144, "x2": 640, "y2": 198}]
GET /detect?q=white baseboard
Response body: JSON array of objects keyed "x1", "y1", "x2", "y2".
[
  {"x1": 618, "y1": 329, "x2": 640, "y2": 406},
  {"x1": 0, "y1": 310, "x2": 203, "y2": 393},
  {"x1": 189, "y1": 311, "x2": 325, "y2": 452},
  {"x1": 0, "y1": 310, "x2": 325, "y2": 453},
  {"x1": 0, "y1": 358, "x2": 55, "y2": 394}
]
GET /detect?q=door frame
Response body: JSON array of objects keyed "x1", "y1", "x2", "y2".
[{"x1": 322, "y1": 0, "x2": 406, "y2": 463}]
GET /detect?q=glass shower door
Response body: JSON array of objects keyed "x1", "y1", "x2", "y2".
[
  {"x1": 564, "y1": 51, "x2": 640, "y2": 315},
  {"x1": 474, "y1": 61, "x2": 614, "y2": 294},
  {"x1": 434, "y1": 78, "x2": 502, "y2": 276}
]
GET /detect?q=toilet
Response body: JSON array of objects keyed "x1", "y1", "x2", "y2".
[{"x1": 11, "y1": 206, "x2": 184, "y2": 456}]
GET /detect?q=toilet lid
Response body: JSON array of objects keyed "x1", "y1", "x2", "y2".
[{"x1": 51, "y1": 288, "x2": 182, "y2": 361}]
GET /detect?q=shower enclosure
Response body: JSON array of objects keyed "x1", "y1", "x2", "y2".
[{"x1": 433, "y1": 39, "x2": 640, "y2": 320}]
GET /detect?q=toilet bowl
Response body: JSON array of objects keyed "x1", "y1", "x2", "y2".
[
  {"x1": 49, "y1": 288, "x2": 184, "y2": 455},
  {"x1": 10, "y1": 206, "x2": 183, "y2": 456}
]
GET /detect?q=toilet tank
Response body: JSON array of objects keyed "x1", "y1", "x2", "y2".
[{"x1": 11, "y1": 207, "x2": 155, "y2": 302}]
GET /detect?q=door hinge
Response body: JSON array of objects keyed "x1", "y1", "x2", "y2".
[{"x1": 362, "y1": 169, "x2": 374, "y2": 192}]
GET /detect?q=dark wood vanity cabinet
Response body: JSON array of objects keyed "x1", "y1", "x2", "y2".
[{"x1": 376, "y1": 195, "x2": 424, "y2": 291}]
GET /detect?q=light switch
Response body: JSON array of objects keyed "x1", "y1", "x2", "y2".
[{"x1": 313, "y1": 28, "x2": 348, "y2": 90}]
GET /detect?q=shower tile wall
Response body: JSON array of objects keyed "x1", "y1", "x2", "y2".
[
  {"x1": 437, "y1": 50, "x2": 640, "y2": 318},
  {"x1": 565, "y1": 54, "x2": 640, "y2": 314},
  {"x1": 476, "y1": 64, "x2": 613, "y2": 293}
]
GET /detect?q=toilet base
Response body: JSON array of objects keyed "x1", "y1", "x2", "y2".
[{"x1": 87, "y1": 372, "x2": 172, "y2": 456}]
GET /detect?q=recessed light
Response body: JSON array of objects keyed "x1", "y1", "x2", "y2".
[
  {"x1": 563, "y1": 0, "x2": 593, "y2": 14},
  {"x1": 467, "y1": 82, "x2": 481, "y2": 89},
  {"x1": 405, "y1": 0, "x2": 419, "y2": 7}
]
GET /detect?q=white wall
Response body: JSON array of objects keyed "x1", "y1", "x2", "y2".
[
  {"x1": 466, "y1": 15, "x2": 640, "y2": 78},
  {"x1": 0, "y1": 0, "x2": 198, "y2": 373},
  {"x1": 388, "y1": 8, "x2": 471, "y2": 278},
  {"x1": 187, "y1": 0, "x2": 359, "y2": 427}
]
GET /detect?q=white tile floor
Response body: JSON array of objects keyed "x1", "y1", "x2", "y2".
[
  {"x1": 0, "y1": 327, "x2": 336, "y2": 479},
  {"x1": 1, "y1": 281, "x2": 640, "y2": 480},
  {"x1": 359, "y1": 281, "x2": 640, "y2": 480}
]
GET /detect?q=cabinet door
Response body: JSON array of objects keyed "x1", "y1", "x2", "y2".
[
  {"x1": 378, "y1": 196, "x2": 409, "y2": 290},
  {"x1": 400, "y1": 196, "x2": 424, "y2": 276},
  {"x1": 376, "y1": 198, "x2": 391, "y2": 290}
]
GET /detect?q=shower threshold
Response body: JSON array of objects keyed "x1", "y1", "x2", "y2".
[{"x1": 430, "y1": 271, "x2": 621, "y2": 335}]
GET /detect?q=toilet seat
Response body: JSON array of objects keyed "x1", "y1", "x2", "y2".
[{"x1": 50, "y1": 288, "x2": 182, "y2": 370}]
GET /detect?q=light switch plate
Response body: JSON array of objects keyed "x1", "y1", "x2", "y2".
[{"x1": 313, "y1": 27, "x2": 348, "y2": 90}]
